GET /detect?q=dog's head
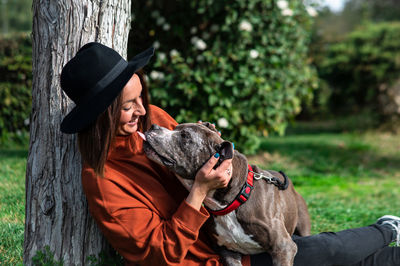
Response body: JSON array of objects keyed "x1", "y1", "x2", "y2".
[{"x1": 143, "y1": 122, "x2": 234, "y2": 179}]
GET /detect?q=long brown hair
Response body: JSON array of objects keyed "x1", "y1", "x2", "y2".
[{"x1": 78, "y1": 70, "x2": 151, "y2": 176}]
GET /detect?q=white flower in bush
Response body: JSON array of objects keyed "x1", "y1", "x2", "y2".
[
  {"x1": 158, "y1": 52, "x2": 166, "y2": 61},
  {"x1": 217, "y1": 118, "x2": 229, "y2": 128},
  {"x1": 282, "y1": 8, "x2": 294, "y2": 16},
  {"x1": 239, "y1": 20, "x2": 252, "y2": 32},
  {"x1": 191, "y1": 36, "x2": 198, "y2": 44},
  {"x1": 191, "y1": 37, "x2": 207, "y2": 50},
  {"x1": 306, "y1": 6, "x2": 318, "y2": 17},
  {"x1": 24, "y1": 118, "x2": 29, "y2": 126},
  {"x1": 196, "y1": 39, "x2": 207, "y2": 50},
  {"x1": 170, "y1": 49, "x2": 179, "y2": 57},
  {"x1": 277, "y1": 0, "x2": 288, "y2": 10},
  {"x1": 395, "y1": 96, "x2": 400, "y2": 105},
  {"x1": 190, "y1": 27, "x2": 197, "y2": 34},
  {"x1": 250, "y1": 49, "x2": 259, "y2": 59},
  {"x1": 156, "y1": 16, "x2": 166, "y2": 26},
  {"x1": 153, "y1": 41, "x2": 160, "y2": 49},
  {"x1": 163, "y1": 23, "x2": 171, "y2": 31},
  {"x1": 150, "y1": 71, "x2": 165, "y2": 80}
]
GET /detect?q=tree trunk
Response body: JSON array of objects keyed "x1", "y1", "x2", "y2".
[{"x1": 24, "y1": 0, "x2": 131, "y2": 264}]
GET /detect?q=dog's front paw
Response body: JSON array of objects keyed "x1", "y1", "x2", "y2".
[{"x1": 220, "y1": 249, "x2": 242, "y2": 266}]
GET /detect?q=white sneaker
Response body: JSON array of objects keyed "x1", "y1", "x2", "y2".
[{"x1": 377, "y1": 215, "x2": 400, "y2": 246}]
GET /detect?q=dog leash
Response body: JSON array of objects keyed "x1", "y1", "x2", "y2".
[
  {"x1": 248, "y1": 167, "x2": 289, "y2": 191},
  {"x1": 207, "y1": 165, "x2": 288, "y2": 216}
]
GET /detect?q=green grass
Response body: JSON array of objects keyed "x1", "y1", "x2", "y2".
[
  {"x1": 1, "y1": 124, "x2": 399, "y2": 264},
  {"x1": 249, "y1": 130, "x2": 400, "y2": 234},
  {"x1": 0, "y1": 148, "x2": 27, "y2": 265}
]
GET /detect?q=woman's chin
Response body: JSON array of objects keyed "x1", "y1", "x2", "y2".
[{"x1": 118, "y1": 124, "x2": 138, "y2": 135}]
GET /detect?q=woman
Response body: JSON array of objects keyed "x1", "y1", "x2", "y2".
[{"x1": 60, "y1": 42, "x2": 400, "y2": 266}]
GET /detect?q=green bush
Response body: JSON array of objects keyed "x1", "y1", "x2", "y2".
[
  {"x1": 0, "y1": 2, "x2": 319, "y2": 152},
  {"x1": 0, "y1": 33, "x2": 32, "y2": 144},
  {"x1": 130, "y1": 0, "x2": 318, "y2": 153},
  {"x1": 0, "y1": 0, "x2": 32, "y2": 34},
  {"x1": 317, "y1": 22, "x2": 400, "y2": 114}
]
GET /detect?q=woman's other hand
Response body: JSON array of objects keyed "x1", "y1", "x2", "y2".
[{"x1": 197, "y1": 120, "x2": 221, "y2": 136}]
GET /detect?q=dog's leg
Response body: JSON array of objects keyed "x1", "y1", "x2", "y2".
[
  {"x1": 270, "y1": 240, "x2": 297, "y2": 266},
  {"x1": 219, "y1": 248, "x2": 242, "y2": 266},
  {"x1": 269, "y1": 224, "x2": 298, "y2": 266},
  {"x1": 295, "y1": 195, "x2": 311, "y2": 236}
]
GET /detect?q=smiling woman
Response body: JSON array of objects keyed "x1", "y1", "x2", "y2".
[
  {"x1": 60, "y1": 42, "x2": 233, "y2": 266},
  {"x1": 117, "y1": 74, "x2": 147, "y2": 135}
]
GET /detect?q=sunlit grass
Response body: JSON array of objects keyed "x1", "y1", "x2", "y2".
[
  {"x1": 249, "y1": 130, "x2": 400, "y2": 234},
  {"x1": 1, "y1": 126, "x2": 399, "y2": 264},
  {"x1": 0, "y1": 148, "x2": 27, "y2": 265}
]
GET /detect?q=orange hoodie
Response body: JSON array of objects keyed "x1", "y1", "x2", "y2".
[{"x1": 81, "y1": 105, "x2": 250, "y2": 266}]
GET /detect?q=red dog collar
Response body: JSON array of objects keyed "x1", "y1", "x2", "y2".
[{"x1": 207, "y1": 165, "x2": 255, "y2": 216}]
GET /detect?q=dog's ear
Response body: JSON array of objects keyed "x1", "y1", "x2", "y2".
[
  {"x1": 201, "y1": 122, "x2": 219, "y2": 133},
  {"x1": 218, "y1": 141, "x2": 234, "y2": 160},
  {"x1": 212, "y1": 141, "x2": 234, "y2": 170}
]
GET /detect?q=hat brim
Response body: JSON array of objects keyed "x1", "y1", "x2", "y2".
[{"x1": 60, "y1": 47, "x2": 154, "y2": 134}]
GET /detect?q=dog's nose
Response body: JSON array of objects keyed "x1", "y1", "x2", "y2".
[{"x1": 150, "y1": 124, "x2": 161, "y2": 130}]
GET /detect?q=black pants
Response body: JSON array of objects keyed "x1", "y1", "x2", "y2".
[{"x1": 250, "y1": 224, "x2": 400, "y2": 266}]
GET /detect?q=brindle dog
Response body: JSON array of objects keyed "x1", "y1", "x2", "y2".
[{"x1": 142, "y1": 122, "x2": 311, "y2": 266}]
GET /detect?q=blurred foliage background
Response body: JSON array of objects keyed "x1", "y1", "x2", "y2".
[
  {"x1": 129, "y1": 0, "x2": 318, "y2": 153},
  {"x1": 1, "y1": 0, "x2": 400, "y2": 152},
  {"x1": 307, "y1": 0, "x2": 400, "y2": 125},
  {"x1": 0, "y1": 0, "x2": 32, "y2": 34},
  {"x1": 0, "y1": 33, "x2": 31, "y2": 145}
]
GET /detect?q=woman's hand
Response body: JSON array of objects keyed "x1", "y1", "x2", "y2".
[
  {"x1": 197, "y1": 120, "x2": 221, "y2": 136},
  {"x1": 185, "y1": 153, "x2": 233, "y2": 210}
]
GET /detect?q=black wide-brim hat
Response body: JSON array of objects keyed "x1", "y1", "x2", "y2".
[{"x1": 60, "y1": 42, "x2": 154, "y2": 134}]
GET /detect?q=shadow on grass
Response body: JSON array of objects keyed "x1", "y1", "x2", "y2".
[
  {"x1": 286, "y1": 112, "x2": 381, "y2": 136},
  {"x1": 257, "y1": 135, "x2": 400, "y2": 177},
  {"x1": 0, "y1": 149, "x2": 28, "y2": 159}
]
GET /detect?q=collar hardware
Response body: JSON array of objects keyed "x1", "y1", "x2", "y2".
[{"x1": 249, "y1": 169, "x2": 289, "y2": 190}]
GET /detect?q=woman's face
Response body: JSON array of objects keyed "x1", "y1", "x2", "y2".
[{"x1": 117, "y1": 74, "x2": 146, "y2": 135}]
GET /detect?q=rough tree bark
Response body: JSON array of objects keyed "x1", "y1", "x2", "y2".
[{"x1": 24, "y1": 0, "x2": 131, "y2": 264}]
